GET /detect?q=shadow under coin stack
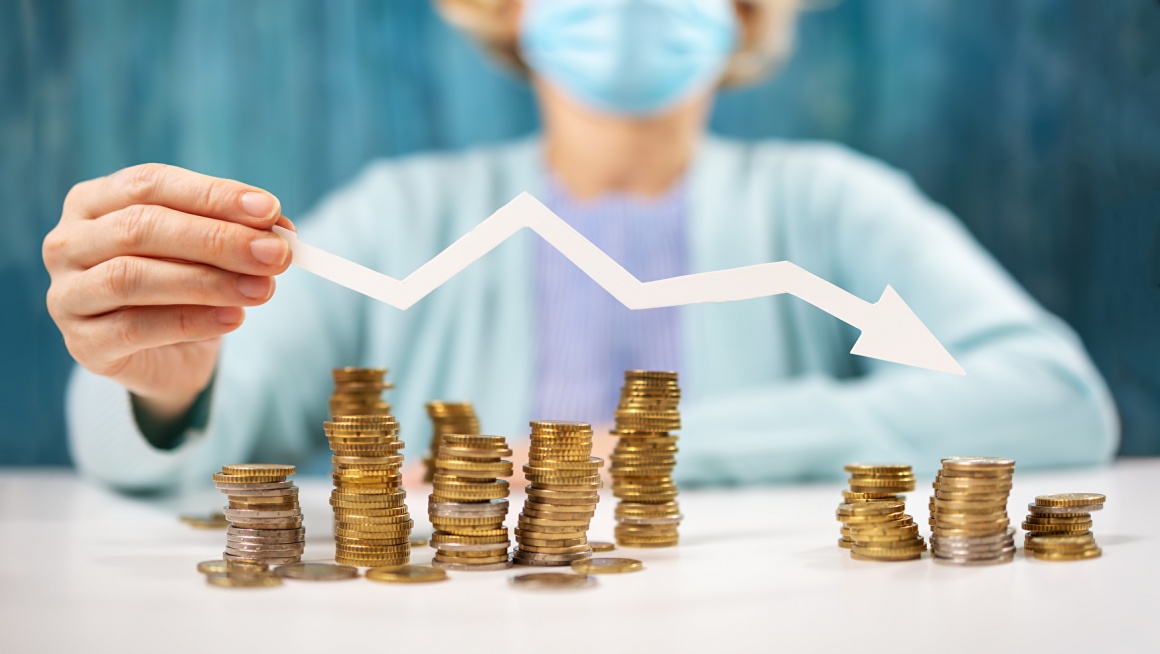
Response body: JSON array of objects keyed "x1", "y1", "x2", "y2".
[
  {"x1": 835, "y1": 464, "x2": 912, "y2": 549},
  {"x1": 609, "y1": 371, "x2": 683, "y2": 548},
  {"x1": 326, "y1": 415, "x2": 413, "y2": 567},
  {"x1": 330, "y1": 367, "x2": 393, "y2": 418},
  {"x1": 839, "y1": 464, "x2": 925, "y2": 561},
  {"x1": 214, "y1": 464, "x2": 304, "y2": 565},
  {"x1": 1023, "y1": 493, "x2": 1105, "y2": 561},
  {"x1": 929, "y1": 457, "x2": 1016, "y2": 565},
  {"x1": 423, "y1": 402, "x2": 482, "y2": 483},
  {"x1": 514, "y1": 421, "x2": 602, "y2": 566},
  {"x1": 428, "y1": 434, "x2": 513, "y2": 570}
]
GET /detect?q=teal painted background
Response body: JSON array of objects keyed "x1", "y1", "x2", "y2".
[{"x1": 3, "y1": 0, "x2": 1158, "y2": 465}]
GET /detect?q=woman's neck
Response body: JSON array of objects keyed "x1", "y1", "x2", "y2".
[{"x1": 535, "y1": 80, "x2": 712, "y2": 200}]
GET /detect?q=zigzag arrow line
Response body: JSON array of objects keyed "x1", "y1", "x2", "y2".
[{"x1": 272, "y1": 192, "x2": 965, "y2": 375}]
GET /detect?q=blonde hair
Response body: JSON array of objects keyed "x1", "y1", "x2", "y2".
[{"x1": 435, "y1": 0, "x2": 800, "y2": 88}]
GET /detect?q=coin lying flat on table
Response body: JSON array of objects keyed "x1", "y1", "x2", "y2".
[
  {"x1": 273, "y1": 563, "x2": 360, "y2": 581},
  {"x1": 365, "y1": 565, "x2": 449, "y2": 583},
  {"x1": 509, "y1": 572, "x2": 596, "y2": 590},
  {"x1": 570, "y1": 558, "x2": 643, "y2": 574},
  {"x1": 197, "y1": 560, "x2": 230, "y2": 574},
  {"x1": 205, "y1": 572, "x2": 282, "y2": 588},
  {"x1": 180, "y1": 512, "x2": 229, "y2": 529}
]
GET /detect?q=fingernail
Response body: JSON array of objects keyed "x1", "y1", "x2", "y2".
[
  {"x1": 249, "y1": 236, "x2": 287, "y2": 266},
  {"x1": 236, "y1": 275, "x2": 271, "y2": 299},
  {"x1": 214, "y1": 306, "x2": 245, "y2": 325},
  {"x1": 240, "y1": 191, "x2": 277, "y2": 219}
]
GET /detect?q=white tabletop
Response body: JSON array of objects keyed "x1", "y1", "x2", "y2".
[{"x1": 0, "y1": 460, "x2": 1155, "y2": 654}]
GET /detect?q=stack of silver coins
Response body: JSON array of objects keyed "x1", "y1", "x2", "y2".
[{"x1": 214, "y1": 464, "x2": 305, "y2": 565}]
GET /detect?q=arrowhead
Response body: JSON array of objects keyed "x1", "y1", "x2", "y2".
[{"x1": 849, "y1": 285, "x2": 966, "y2": 376}]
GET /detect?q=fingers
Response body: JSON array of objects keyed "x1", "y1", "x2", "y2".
[
  {"x1": 64, "y1": 163, "x2": 281, "y2": 229},
  {"x1": 55, "y1": 256, "x2": 275, "y2": 318},
  {"x1": 72, "y1": 304, "x2": 246, "y2": 365},
  {"x1": 60, "y1": 204, "x2": 291, "y2": 274}
]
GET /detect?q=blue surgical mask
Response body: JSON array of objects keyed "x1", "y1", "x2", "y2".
[{"x1": 520, "y1": 0, "x2": 738, "y2": 116}]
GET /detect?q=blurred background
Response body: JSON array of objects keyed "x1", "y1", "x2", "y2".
[{"x1": 2, "y1": 0, "x2": 1157, "y2": 466}]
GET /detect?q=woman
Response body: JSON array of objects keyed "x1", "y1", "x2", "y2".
[{"x1": 44, "y1": 0, "x2": 1116, "y2": 492}]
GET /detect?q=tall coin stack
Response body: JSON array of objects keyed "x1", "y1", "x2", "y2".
[
  {"x1": 428, "y1": 434, "x2": 513, "y2": 570},
  {"x1": 423, "y1": 402, "x2": 482, "y2": 483},
  {"x1": 325, "y1": 415, "x2": 413, "y2": 567},
  {"x1": 330, "y1": 367, "x2": 393, "y2": 418},
  {"x1": 514, "y1": 421, "x2": 603, "y2": 566},
  {"x1": 837, "y1": 464, "x2": 925, "y2": 561},
  {"x1": 929, "y1": 457, "x2": 1016, "y2": 565},
  {"x1": 835, "y1": 464, "x2": 911, "y2": 549},
  {"x1": 609, "y1": 370, "x2": 682, "y2": 548},
  {"x1": 1022, "y1": 493, "x2": 1105, "y2": 561},
  {"x1": 214, "y1": 464, "x2": 304, "y2": 565}
]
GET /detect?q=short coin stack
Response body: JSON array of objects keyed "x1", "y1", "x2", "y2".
[
  {"x1": 835, "y1": 464, "x2": 911, "y2": 549},
  {"x1": 214, "y1": 464, "x2": 304, "y2": 565},
  {"x1": 326, "y1": 415, "x2": 413, "y2": 567},
  {"x1": 1023, "y1": 493, "x2": 1105, "y2": 561},
  {"x1": 514, "y1": 421, "x2": 602, "y2": 566},
  {"x1": 609, "y1": 371, "x2": 682, "y2": 548},
  {"x1": 330, "y1": 367, "x2": 393, "y2": 418},
  {"x1": 428, "y1": 434, "x2": 513, "y2": 570},
  {"x1": 929, "y1": 457, "x2": 1016, "y2": 565},
  {"x1": 423, "y1": 401, "x2": 482, "y2": 482},
  {"x1": 837, "y1": 464, "x2": 925, "y2": 561}
]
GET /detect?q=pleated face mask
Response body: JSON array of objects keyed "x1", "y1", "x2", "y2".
[{"x1": 520, "y1": 0, "x2": 738, "y2": 116}]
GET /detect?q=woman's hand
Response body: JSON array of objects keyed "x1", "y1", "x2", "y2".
[{"x1": 43, "y1": 163, "x2": 294, "y2": 421}]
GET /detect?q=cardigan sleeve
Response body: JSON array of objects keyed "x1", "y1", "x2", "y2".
[{"x1": 674, "y1": 145, "x2": 1118, "y2": 486}]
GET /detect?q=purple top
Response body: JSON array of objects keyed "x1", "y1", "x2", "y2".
[{"x1": 532, "y1": 174, "x2": 689, "y2": 425}]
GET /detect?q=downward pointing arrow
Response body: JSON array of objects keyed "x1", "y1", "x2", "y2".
[{"x1": 273, "y1": 192, "x2": 966, "y2": 376}]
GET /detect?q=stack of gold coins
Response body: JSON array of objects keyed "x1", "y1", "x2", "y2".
[
  {"x1": 514, "y1": 421, "x2": 602, "y2": 566},
  {"x1": 330, "y1": 367, "x2": 393, "y2": 418},
  {"x1": 929, "y1": 457, "x2": 1016, "y2": 565},
  {"x1": 609, "y1": 370, "x2": 682, "y2": 548},
  {"x1": 1023, "y1": 493, "x2": 1105, "y2": 561},
  {"x1": 835, "y1": 464, "x2": 911, "y2": 549},
  {"x1": 837, "y1": 464, "x2": 924, "y2": 561},
  {"x1": 423, "y1": 402, "x2": 482, "y2": 483},
  {"x1": 325, "y1": 415, "x2": 412, "y2": 567},
  {"x1": 427, "y1": 434, "x2": 513, "y2": 570},
  {"x1": 213, "y1": 464, "x2": 304, "y2": 565}
]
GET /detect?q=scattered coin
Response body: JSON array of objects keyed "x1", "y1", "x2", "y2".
[
  {"x1": 366, "y1": 565, "x2": 449, "y2": 584},
  {"x1": 205, "y1": 572, "x2": 282, "y2": 588},
  {"x1": 590, "y1": 541, "x2": 616, "y2": 553},
  {"x1": 274, "y1": 563, "x2": 360, "y2": 581},
  {"x1": 180, "y1": 512, "x2": 229, "y2": 529},
  {"x1": 196, "y1": 560, "x2": 229, "y2": 574},
  {"x1": 570, "y1": 558, "x2": 643, "y2": 574},
  {"x1": 509, "y1": 572, "x2": 596, "y2": 590}
]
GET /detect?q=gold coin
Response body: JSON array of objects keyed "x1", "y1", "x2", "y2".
[
  {"x1": 844, "y1": 463, "x2": 912, "y2": 474},
  {"x1": 1031, "y1": 548, "x2": 1102, "y2": 561},
  {"x1": 205, "y1": 572, "x2": 282, "y2": 588},
  {"x1": 274, "y1": 563, "x2": 360, "y2": 581},
  {"x1": 366, "y1": 565, "x2": 448, "y2": 583},
  {"x1": 212, "y1": 472, "x2": 286, "y2": 484},
  {"x1": 196, "y1": 560, "x2": 229, "y2": 574},
  {"x1": 180, "y1": 512, "x2": 229, "y2": 529},
  {"x1": 509, "y1": 572, "x2": 596, "y2": 590},
  {"x1": 220, "y1": 464, "x2": 296, "y2": 477},
  {"x1": 1034, "y1": 493, "x2": 1106, "y2": 507},
  {"x1": 570, "y1": 557, "x2": 643, "y2": 574}
]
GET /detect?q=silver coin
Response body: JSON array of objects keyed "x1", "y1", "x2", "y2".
[
  {"x1": 428, "y1": 499, "x2": 508, "y2": 512},
  {"x1": 215, "y1": 481, "x2": 294, "y2": 491},
  {"x1": 616, "y1": 515, "x2": 683, "y2": 526},
  {"x1": 225, "y1": 543, "x2": 305, "y2": 555},
  {"x1": 933, "y1": 544, "x2": 1016, "y2": 558},
  {"x1": 933, "y1": 552, "x2": 1016, "y2": 566},
  {"x1": 429, "y1": 541, "x2": 511, "y2": 553},
  {"x1": 428, "y1": 508, "x2": 510, "y2": 520},
  {"x1": 228, "y1": 515, "x2": 304, "y2": 525},
  {"x1": 223, "y1": 552, "x2": 301, "y2": 565},
  {"x1": 227, "y1": 535, "x2": 307, "y2": 547},
  {"x1": 1027, "y1": 503, "x2": 1104, "y2": 515},
  {"x1": 222, "y1": 508, "x2": 302, "y2": 519},
  {"x1": 509, "y1": 572, "x2": 596, "y2": 590},
  {"x1": 273, "y1": 563, "x2": 359, "y2": 581},
  {"x1": 431, "y1": 560, "x2": 514, "y2": 571},
  {"x1": 512, "y1": 548, "x2": 592, "y2": 563},
  {"x1": 929, "y1": 528, "x2": 1016, "y2": 545},
  {"x1": 226, "y1": 526, "x2": 304, "y2": 539}
]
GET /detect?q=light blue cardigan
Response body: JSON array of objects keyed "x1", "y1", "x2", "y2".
[{"x1": 68, "y1": 136, "x2": 1119, "y2": 492}]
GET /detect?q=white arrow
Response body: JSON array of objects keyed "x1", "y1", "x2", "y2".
[{"x1": 272, "y1": 192, "x2": 965, "y2": 376}]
